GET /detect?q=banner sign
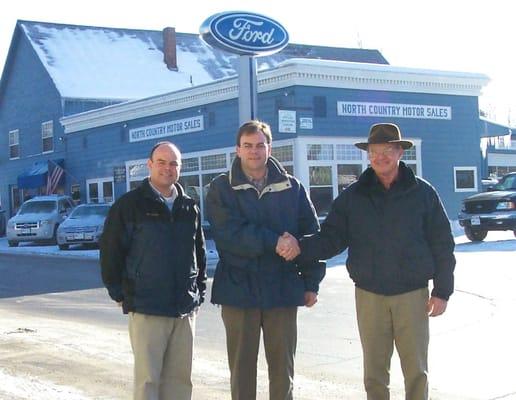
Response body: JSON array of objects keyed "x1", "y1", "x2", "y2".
[
  {"x1": 200, "y1": 11, "x2": 289, "y2": 55},
  {"x1": 129, "y1": 116, "x2": 204, "y2": 143},
  {"x1": 337, "y1": 101, "x2": 451, "y2": 120}
]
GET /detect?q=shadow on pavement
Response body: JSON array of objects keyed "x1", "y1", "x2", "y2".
[{"x1": 0, "y1": 253, "x2": 103, "y2": 299}]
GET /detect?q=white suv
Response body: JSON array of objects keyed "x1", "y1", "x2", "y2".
[{"x1": 6, "y1": 195, "x2": 75, "y2": 247}]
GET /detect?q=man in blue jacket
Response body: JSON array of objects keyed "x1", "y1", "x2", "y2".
[
  {"x1": 279, "y1": 123, "x2": 455, "y2": 400},
  {"x1": 100, "y1": 141, "x2": 207, "y2": 400},
  {"x1": 206, "y1": 120, "x2": 325, "y2": 400}
]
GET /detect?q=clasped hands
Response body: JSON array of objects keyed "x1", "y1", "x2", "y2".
[{"x1": 276, "y1": 232, "x2": 301, "y2": 261}]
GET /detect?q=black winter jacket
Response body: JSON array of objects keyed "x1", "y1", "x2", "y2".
[
  {"x1": 206, "y1": 157, "x2": 325, "y2": 308},
  {"x1": 100, "y1": 178, "x2": 207, "y2": 317},
  {"x1": 299, "y1": 162, "x2": 455, "y2": 300}
]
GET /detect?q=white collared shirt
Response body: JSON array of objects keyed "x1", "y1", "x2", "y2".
[{"x1": 148, "y1": 179, "x2": 178, "y2": 211}]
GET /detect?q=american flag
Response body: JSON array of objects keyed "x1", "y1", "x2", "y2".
[{"x1": 46, "y1": 160, "x2": 65, "y2": 195}]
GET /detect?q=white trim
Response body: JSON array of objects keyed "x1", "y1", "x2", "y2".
[
  {"x1": 61, "y1": 60, "x2": 489, "y2": 134},
  {"x1": 453, "y1": 166, "x2": 478, "y2": 192}
]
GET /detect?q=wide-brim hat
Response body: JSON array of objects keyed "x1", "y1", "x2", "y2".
[{"x1": 355, "y1": 123, "x2": 413, "y2": 151}]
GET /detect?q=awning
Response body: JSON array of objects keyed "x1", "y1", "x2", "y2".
[{"x1": 17, "y1": 161, "x2": 48, "y2": 189}]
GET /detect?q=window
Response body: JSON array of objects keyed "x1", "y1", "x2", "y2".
[
  {"x1": 42, "y1": 120, "x2": 54, "y2": 153},
  {"x1": 454, "y1": 167, "x2": 477, "y2": 192},
  {"x1": 179, "y1": 175, "x2": 200, "y2": 204},
  {"x1": 307, "y1": 144, "x2": 333, "y2": 161},
  {"x1": 337, "y1": 164, "x2": 361, "y2": 192},
  {"x1": 9, "y1": 130, "x2": 19, "y2": 159},
  {"x1": 309, "y1": 166, "x2": 333, "y2": 217},
  {"x1": 201, "y1": 154, "x2": 226, "y2": 170}
]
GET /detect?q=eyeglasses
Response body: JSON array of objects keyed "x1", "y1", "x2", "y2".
[{"x1": 367, "y1": 147, "x2": 399, "y2": 158}]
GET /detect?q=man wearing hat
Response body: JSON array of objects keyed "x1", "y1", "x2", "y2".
[{"x1": 277, "y1": 123, "x2": 455, "y2": 400}]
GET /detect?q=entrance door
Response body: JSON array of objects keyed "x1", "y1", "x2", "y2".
[{"x1": 86, "y1": 178, "x2": 114, "y2": 203}]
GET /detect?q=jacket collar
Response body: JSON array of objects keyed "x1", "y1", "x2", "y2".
[
  {"x1": 229, "y1": 156, "x2": 292, "y2": 195},
  {"x1": 140, "y1": 178, "x2": 187, "y2": 202}
]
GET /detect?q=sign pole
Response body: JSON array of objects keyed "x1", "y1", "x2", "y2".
[{"x1": 238, "y1": 55, "x2": 258, "y2": 124}]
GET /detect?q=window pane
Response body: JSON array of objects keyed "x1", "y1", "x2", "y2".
[
  {"x1": 402, "y1": 146, "x2": 417, "y2": 161},
  {"x1": 337, "y1": 164, "x2": 361, "y2": 192},
  {"x1": 179, "y1": 175, "x2": 200, "y2": 204},
  {"x1": 406, "y1": 163, "x2": 417, "y2": 175},
  {"x1": 128, "y1": 163, "x2": 148, "y2": 179},
  {"x1": 309, "y1": 166, "x2": 332, "y2": 186},
  {"x1": 43, "y1": 136, "x2": 53, "y2": 152},
  {"x1": 89, "y1": 183, "x2": 99, "y2": 203},
  {"x1": 272, "y1": 145, "x2": 293, "y2": 162},
  {"x1": 201, "y1": 154, "x2": 226, "y2": 170},
  {"x1": 307, "y1": 144, "x2": 333, "y2": 161},
  {"x1": 9, "y1": 145, "x2": 19, "y2": 159},
  {"x1": 336, "y1": 144, "x2": 362, "y2": 161},
  {"x1": 103, "y1": 181, "x2": 114, "y2": 203},
  {"x1": 181, "y1": 157, "x2": 199, "y2": 173},
  {"x1": 456, "y1": 170, "x2": 474, "y2": 189},
  {"x1": 309, "y1": 187, "x2": 333, "y2": 218}
]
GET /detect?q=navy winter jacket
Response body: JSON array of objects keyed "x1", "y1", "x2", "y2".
[
  {"x1": 206, "y1": 157, "x2": 325, "y2": 308},
  {"x1": 100, "y1": 178, "x2": 207, "y2": 317},
  {"x1": 299, "y1": 162, "x2": 455, "y2": 300}
]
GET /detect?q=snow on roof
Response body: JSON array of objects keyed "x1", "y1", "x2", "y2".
[{"x1": 19, "y1": 20, "x2": 388, "y2": 101}]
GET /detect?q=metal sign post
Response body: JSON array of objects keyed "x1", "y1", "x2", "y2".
[
  {"x1": 200, "y1": 11, "x2": 289, "y2": 125},
  {"x1": 238, "y1": 55, "x2": 258, "y2": 124}
]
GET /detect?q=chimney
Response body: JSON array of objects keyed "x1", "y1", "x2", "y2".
[{"x1": 163, "y1": 27, "x2": 178, "y2": 71}]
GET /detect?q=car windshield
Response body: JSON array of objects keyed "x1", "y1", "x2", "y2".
[
  {"x1": 69, "y1": 205, "x2": 110, "y2": 218},
  {"x1": 19, "y1": 201, "x2": 56, "y2": 214},
  {"x1": 494, "y1": 175, "x2": 516, "y2": 191}
]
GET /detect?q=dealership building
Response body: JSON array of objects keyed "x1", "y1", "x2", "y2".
[{"x1": 1, "y1": 19, "x2": 514, "y2": 225}]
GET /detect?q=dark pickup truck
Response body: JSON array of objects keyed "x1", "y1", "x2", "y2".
[{"x1": 458, "y1": 172, "x2": 516, "y2": 242}]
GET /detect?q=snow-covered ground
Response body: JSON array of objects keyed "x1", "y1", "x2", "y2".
[
  {"x1": 0, "y1": 236, "x2": 220, "y2": 264},
  {"x1": 1, "y1": 222, "x2": 515, "y2": 399}
]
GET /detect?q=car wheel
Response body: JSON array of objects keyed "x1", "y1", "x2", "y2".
[
  {"x1": 58, "y1": 244, "x2": 69, "y2": 250},
  {"x1": 464, "y1": 226, "x2": 487, "y2": 242},
  {"x1": 8, "y1": 240, "x2": 19, "y2": 247},
  {"x1": 513, "y1": 230, "x2": 516, "y2": 238}
]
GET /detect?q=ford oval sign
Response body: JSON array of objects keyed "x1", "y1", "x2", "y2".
[{"x1": 200, "y1": 11, "x2": 289, "y2": 56}]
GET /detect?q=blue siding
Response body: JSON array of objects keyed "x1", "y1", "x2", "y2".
[{"x1": 0, "y1": 32, "x2": 64, "y2": 216}]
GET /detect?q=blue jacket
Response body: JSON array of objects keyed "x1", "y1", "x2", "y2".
[
  {"x1": 206, "y1": 156, "x2": 325, "y2": 308},
  {"x1": 299, "y1": 162, "x2": 455, "y2": 300},
  {"x1": 100, "y1": 178, "x2": 207, "y2": 317}
]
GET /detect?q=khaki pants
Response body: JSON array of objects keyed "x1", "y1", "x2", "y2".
[
  {"x1": 221, "y1": 306, "x2": 297, "y2": 400},
  {"x1": 355, "y1": 287, "x2": 429, "y2": 400},
  {"x1": 128, "y1": 312, "x2": 196, "y2": 400}
]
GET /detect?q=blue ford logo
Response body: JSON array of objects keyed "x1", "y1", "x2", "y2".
[{"x1": 200, "y1": 11, "x2": 289, "y2": 56}]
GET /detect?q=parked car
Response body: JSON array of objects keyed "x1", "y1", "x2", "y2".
[
  {"x1": 6, "y1": 195, "x2": 75, "y2": 247},
  {"x1": 56, "y1": 203, "x2": 110, "y2": 250},
  {"x1": 458, "y1": 172, "x2": 516, "y2": 242}
]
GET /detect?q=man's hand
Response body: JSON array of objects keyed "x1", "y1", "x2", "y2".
[
  {"x1": 304, "y1": 291, "x2": 318, "y2": 307},
  {"x1": 276, "y1": 232, "x2": 300, "y2": 261},
  {"x1": 427, "y1": 296, "x2": 447, "y2": 317}
]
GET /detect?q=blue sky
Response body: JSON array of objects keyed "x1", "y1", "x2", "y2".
[{"x1": 1, "y1": 0, "x2": 514, "y2": 124}]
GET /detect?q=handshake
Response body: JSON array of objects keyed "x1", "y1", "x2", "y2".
[{"x1": 276, "y1": 232, "x2": 301, "y2": 261}]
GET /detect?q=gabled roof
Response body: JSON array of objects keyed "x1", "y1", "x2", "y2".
[{"x1": 2, "y1": 20, "x2": 388, "y2": 102}]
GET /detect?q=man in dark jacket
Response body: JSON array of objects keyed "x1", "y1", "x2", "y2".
[
  {"x1": 206, "y1": 120, "x2": 325, "y2": 400},
  {"x1": 278, "y1": 123, "x2": 455, "y2": 400},
  {"x1": 100, "y1": 141, "x2": 207, "y2": 400}
]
